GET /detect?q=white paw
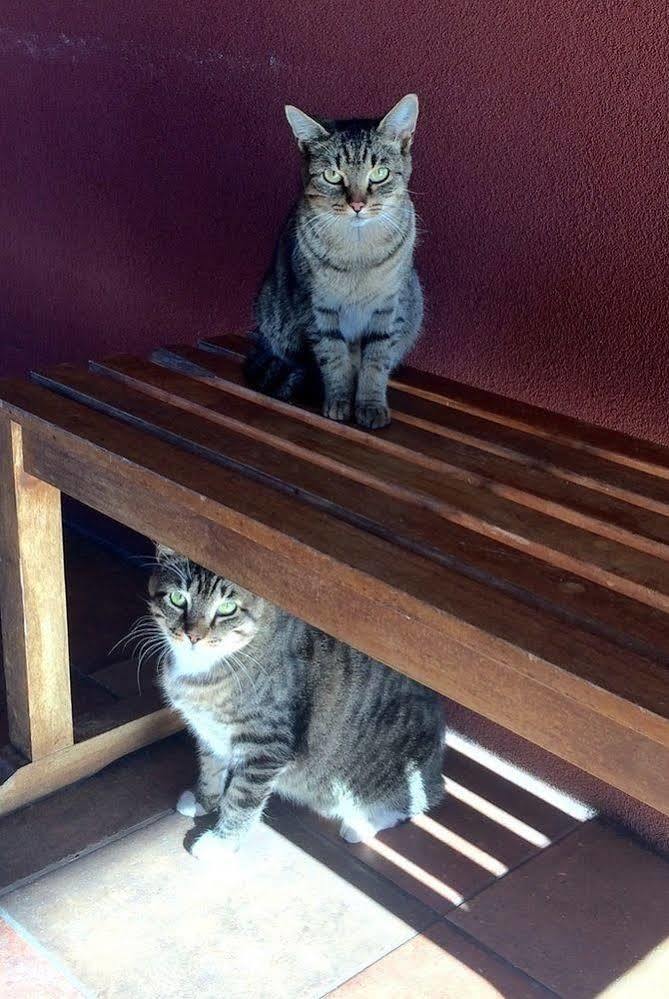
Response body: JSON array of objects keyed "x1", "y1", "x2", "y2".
[
  {"x1": 176, "y1": 789, "x2": 207, "y2": 818},
  {"x1": 371, "y1": 808, "x2": 407, "y2": 834},
  {"x1": 339, "y1": 820, "x2": 377, "y2": 845},
  {"x1": 189, "y1": 830, "x2": 239, "y2": 864}
]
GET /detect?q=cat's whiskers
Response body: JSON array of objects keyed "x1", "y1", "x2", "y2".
[
  {"x1": 235, "y1": 646, "x2": 267, "y2": 678},
  {"x1": 108, "y1": 615, "x2": 158, "y2": 656},
  {"x1": 123, "y1": 631, "x2": 163, "y2": 661},
  {"x1": 412, "y1": 210, "x2": 427, "y2": 238},
  {"x1": 136, "y1": 558, "x2": 164, "y2": 569},
  {"x1": 300, "y1": 208, "x2": 342, "y2": 237},
  {"x1": 220, "y1": 653, "x2": 244, "y2": 696},
  {"x1": 165, "y1": 562, "x2": 189, "y2": 589},
  {"x1": 376, "y1": 210, "x2": 405, "y2": 239},
  {"x1": 133, "y1": 634, "x2": 169, "y2": 694},
  {"x1": 297, "y1": 212, "x2": 327, "y2": 235},
  {"x1": 229, "y1": 652, "x2": 257, "y2": 692},
  {"x1": 121, "y1": 618, "x2": 160, "y2": 637},
  {"x1": 134, "y1": 634, "x2": 165, "y2": 660},
  {"x1": 138, "y1": 554, "x2": 190, "y2": 585},
  {"x1": 154, "y1": 652, "x2": 171, "y2": 688},
  {"x1": 299, "y1": 218, "x2": 337, "y2": 248}
]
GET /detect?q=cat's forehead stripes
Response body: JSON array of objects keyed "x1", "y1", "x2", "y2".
[
  {"x1": 193, "y1": 568, "x2": 232, "y2": 599},
  {"x1": 333, "y1": 138, "x2": 380, "y2": 168},
  {"x1": 157, "y1": 558, "x2": 232, "y2": 599},
  {"x1": 309, "y1": 120, "x2": 396, "y2": 170}
]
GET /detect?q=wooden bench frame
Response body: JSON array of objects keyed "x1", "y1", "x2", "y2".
[
  {"x1": 0, "y1": 417, "x2": 182, "y2": 816},
  {"x1": 1, "y1": 337, "x2": 669, "y2": 817}
]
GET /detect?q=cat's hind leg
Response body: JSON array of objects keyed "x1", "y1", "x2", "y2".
[
  {"x1": 338, "y1": 804, "x2": 409, "y2": 844},
  {"x1": 336, "y1": 761, "x2": 443, "y2": 843}
]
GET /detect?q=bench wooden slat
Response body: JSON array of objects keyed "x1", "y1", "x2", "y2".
[
  {"x1": 1, "y1": 378, "x2": 668, "y2": 813},
  {"x1": 394, "y1": 367, "x2": 669, "y2": 478},
  {"x1": 201, "y1": 335, "x2": 669, "y2": 512},
  {"x1": 162, "y1": 346, "x2": 669, "y2": 560},
  {"x1": 37, "y1": 359, "x2": 669, "y2": 667},
  {"x1": 23, "y1": 367, "x2": 669, "y2": 731},
  {"x1": 200, "y1": 333, "x2": 250, "y2": 358},
  {"x1": 385, "y1": 388, "x2": 669, "y2": 512},
  {"x1": 146, "y1": 347, "x2": 669, "y2": 615},
  {"x1": 86, "y1": 357, "x2": 669, "y2": 660},
  {"x1": 203, "y1": 332, "x2": 669, "y2": 479}
]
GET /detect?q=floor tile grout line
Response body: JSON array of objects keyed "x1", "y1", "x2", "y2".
[
  {"x1": 267, "y1": 800, "x2": 587, "y2": 927},
  {"x1": 0, "y1": 790, "x2": 587, "y2": 999},
  {"x1": 445, "y1": 816, "x2": 591, "y2": 913},
  {"x1": 0, "y1": 808, "x2": 175, "y2": 900},
  {"x1": 318, "y1": 921, "x2": 436, "y2": 998},
  {"x1": 0, "y1": 905, "x2": 94, "y2": 997},
  {"x1": 2, "y1": 795, "x2": 442, "y2": 913},
  {"x1": 267, "y1": 805, "x2": 448, "y2": 922},
  {"x1": 433, "y1": 918, "x2": 564, "y2": 997},
  {"x1": 318, "y1": 914, "x2": 563, "y2": 998},
  {"x1": 0, "y1": 759, "x2": 588, "y2": 910}
]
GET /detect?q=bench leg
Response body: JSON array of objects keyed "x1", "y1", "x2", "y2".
[{"x1": 0, "y1": 418, "x2": 73, "y2": 760}]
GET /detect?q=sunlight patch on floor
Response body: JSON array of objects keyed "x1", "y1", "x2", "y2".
[
  {"x1": 443, "y1": 776, "x2": 551, "y2": 849},
  {"x1": 362, "y1": 838, "x2": 465, "y2": 905},
  {"x1": 446, "y1": 730, "x2": 596, "y2": 822},
  {"x1": 411, "y1": 814, "x2": 508, "y2": 877},
  {"x1": 597, "y1": 937, "x2": 669, "y2": 996}
]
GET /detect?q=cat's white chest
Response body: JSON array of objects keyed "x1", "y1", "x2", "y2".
[{"x1": 184, "y1": 706, "x2": 232, "y2": 761}]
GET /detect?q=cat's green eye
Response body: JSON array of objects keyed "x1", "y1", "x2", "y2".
[
  {"x1": 323, "y1": 168, "x2": 343, "y2": 184},
  {"x1": 216, "y1": 599, "x2": 238, "y2": 617},
  {"x1": 369, "y1": 165, "x2": 390, "y2": 183},
  {"x1": 168, "y1": 591, "x2": 187, "y2": 608}
]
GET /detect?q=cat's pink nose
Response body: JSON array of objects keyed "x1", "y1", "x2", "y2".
[
  {"x1": 350, "y1": 201, "x2": 366, "y2": 214},
  {"x1": 187, "y1": 633, "x2": 199, "y2": 645}
]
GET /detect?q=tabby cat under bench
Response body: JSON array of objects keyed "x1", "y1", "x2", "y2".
[{"x1": 146, "y1": 545, "x2": 445, "y2": 862}]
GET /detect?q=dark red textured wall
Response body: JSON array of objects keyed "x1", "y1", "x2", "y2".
[{"x1": 2, "y1": 3, "x2": 668, "y2": 440}]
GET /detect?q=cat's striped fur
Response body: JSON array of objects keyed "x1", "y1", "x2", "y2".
[
  {"x1": 148, "y1": 546, "x2": 445, "y2": 861},
  {"x1": 245, "y1": 94, "x2": 423, "y2": 430}
]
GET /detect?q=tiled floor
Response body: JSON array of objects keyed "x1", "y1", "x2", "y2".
[
  {"x1": 0, "y1": 917, "x2": 83, "y2": 998},
  {"x1": 1, "y1": 734, "x2": 668, "y2": 998}
]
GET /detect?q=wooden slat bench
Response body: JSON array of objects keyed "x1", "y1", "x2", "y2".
[{"x1": 1, "y1": 334, "x2": 668, "y2": 817}]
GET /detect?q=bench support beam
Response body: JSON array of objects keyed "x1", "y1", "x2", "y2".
[
  {"x1": 0, "y1": 418, "x2": 74, "y2": 760},
  {"x1": 0, "y1": 709, "x2": 182, "y2": 817}
]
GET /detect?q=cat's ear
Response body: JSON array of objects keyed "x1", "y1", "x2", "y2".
[
  {"x1": 155, "y1": 542, "x2": 176, "y2": 562},
  {"x1": 378, "y1": 94, "x2": 419, "y2": 152},
  {"x1": 285, "y1": 105, "x2": 330, "y2": 150}
]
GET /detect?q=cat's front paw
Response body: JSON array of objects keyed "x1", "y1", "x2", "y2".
[
  {"x1": 355, "y1": 402, "x2": 391, "y2": 430},
  {"x1": 176, "y1": 789, "x2": 210, "y2": 818},
  {"x1": 323, "y1": 397, "x2": 352, "y2": 422},
  {"x1": 189, "y1": 829, "x2": 239, "y2": 864}
]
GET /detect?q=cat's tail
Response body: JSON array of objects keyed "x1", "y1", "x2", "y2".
[{"x1": 244, "y1": 333, "x2": 317, "y2": 403}]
